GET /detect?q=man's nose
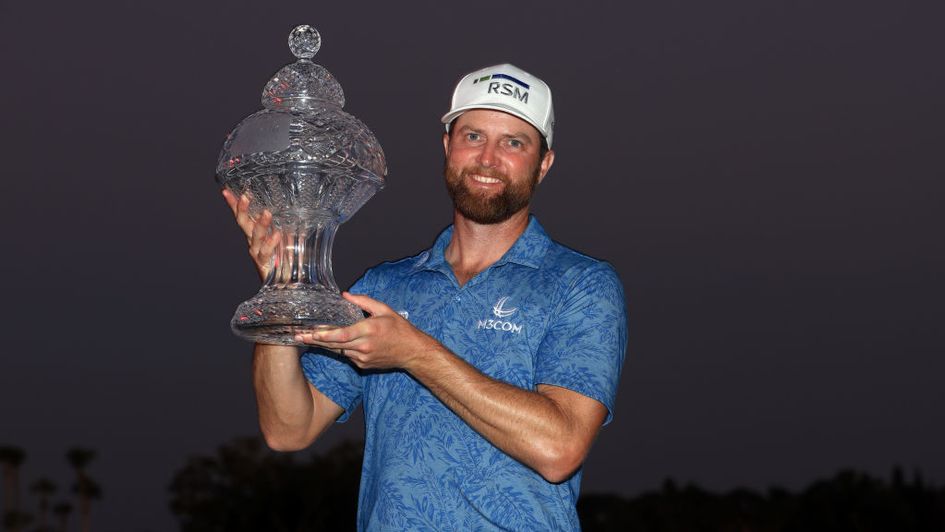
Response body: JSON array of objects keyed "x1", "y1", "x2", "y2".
[{"x1": 477, "y1": 141, "x2": 498, "y2": 168}]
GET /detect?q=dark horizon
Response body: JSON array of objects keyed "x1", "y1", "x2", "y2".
[{"x1": 2, "y1": 1, "x2": 943, "y2": 530}]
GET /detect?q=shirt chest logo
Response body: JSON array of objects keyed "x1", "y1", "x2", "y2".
[
  {"x1": 477, "y1": 296, "x2": 524, "y2": 334},
  {"x1": 492, "y1": 296, "x2": 518, "y2": 318}
]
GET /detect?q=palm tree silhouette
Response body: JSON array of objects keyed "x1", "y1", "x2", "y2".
[
  {"x1": 65, "y1": 448, "x2": 100, "y2": 532},
  {"x1": 0, "y1": 446, "x2": 30, "y2": 532},
  {"x1": 30, "y1": 477, "x2": 57, "y2": 531},
  {"x1": 51, "y1": 502, "x2": 72, "y2": 532}
]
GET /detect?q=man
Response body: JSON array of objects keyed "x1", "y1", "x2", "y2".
[{"x1": 223, "y1": 64, "x2": 627, "y2": 530}]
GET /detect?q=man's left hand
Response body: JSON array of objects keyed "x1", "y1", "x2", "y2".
[{"x1": 295, "y1": 292, "x2": 443, "y2": 371}]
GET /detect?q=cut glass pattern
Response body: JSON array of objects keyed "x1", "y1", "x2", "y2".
[{"x1": 216, "y1": 25, "x2": 386, "y2": 345}]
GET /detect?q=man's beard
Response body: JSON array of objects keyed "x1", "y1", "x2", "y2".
[{"x1": 444, "y1": 161, "x2": 540, "y2": 225}]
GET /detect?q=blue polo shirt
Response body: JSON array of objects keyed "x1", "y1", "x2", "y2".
[{"x1": 301, "y1": 216, "x2": 627, "y2": 531}]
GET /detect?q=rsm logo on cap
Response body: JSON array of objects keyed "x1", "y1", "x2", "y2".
[{"x1": 473, "y1": 73, "x2": 529, "y2": 104}]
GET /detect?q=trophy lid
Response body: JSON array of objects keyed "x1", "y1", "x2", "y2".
[
  {"x1": 262, "y1": 25, "x2": 346, "y2": 111},
  {"x1": 216, "y1": 25, "x2": 386, "y2": 189}
]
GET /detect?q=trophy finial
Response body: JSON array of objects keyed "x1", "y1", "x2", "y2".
[{"x1": 288, "y1": 25, "x2": 321, "y2": 60}]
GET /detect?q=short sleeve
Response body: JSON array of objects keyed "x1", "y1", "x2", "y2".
[
  {"x1": 535, "y1": 263, "x2": 628, "y2": 425},
  {"x1": 299, "y1": 270, "x2": 374, "y2": 423}
]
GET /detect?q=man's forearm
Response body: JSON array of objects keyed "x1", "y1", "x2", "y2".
[
  {"x1": 406, "y1": 345, "x2": 605, "y2": 483},
  {"x1": 252, "y1": 343, "x2": 320, "y2": 450}
]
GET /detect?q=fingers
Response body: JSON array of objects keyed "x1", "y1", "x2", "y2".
[
  {"x1": 260, "y1": 227, "x2": 281, "y2": 260},
  {"x1": 297, "y1": 338, "x2": 376, "y2": 370},
  {"x1": 296, "y1": 337, "x2": 361, "y2": 352},
  {"x1": 221, "y1": 189, "x2": 239, "y2": 216},
  {"x1": 223, "y1": 190, "x2": 281, "y2": 280},
  {"x1": 223, "y1": 190, "x2": 277, "y2": 243},
  {"x1": 294, "y1": 331, "x2": 368, "y2": 357},
  {"x1": 249, "y1": 210, "x2": 272, "y2": 251},
  {"x1": 223, "y1": 190, "x2": 254, "y2": 237},
  {"x1": 296, "y1": 321, "x2": 373, "y2": 347},
  {"x1": 343, "y1": 292, "x2": 395, "y2": 317},
  {"x1": 248, "y1": 211, "x2": 281, "y2": 279},
  {"x1": 301, "y1": 323, "x2": 362, "y2": 344},
  {"x1": 235, "y1": 193, "x2": 256, "y2": 238}
]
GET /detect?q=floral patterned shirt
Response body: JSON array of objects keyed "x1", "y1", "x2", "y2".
[{"x1": 301, "y1": 216, "x2": 628, "y2": 531}]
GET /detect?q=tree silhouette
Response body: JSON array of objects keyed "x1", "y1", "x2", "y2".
[
  {"x1": 0, "y1": 446, "x2": 31, "y2": 532},
  {"x1": 168, "y1": 437, "x2": 362, "y2": 531},
  {"x1": 166, "y1": 438, "x2": 945, "y2": 532},
  {"x1": 0, "y1": 447, "x2": 26, "y2": 512},
  {"x1": 28, "y1": 477, "x2": 56, "y2": 531},
  {"x1": 64, "y1": 448, "x2": 99, "y2": 532},
  {"x1": 51, "y1": 502, "x2": 72, "y2": 532},
  {"x1": 783, "y1": 469, "x2": 942, "y2": 532},
  {"x1": 577, "y1": 467, "x2": 945, "y2": 532}
]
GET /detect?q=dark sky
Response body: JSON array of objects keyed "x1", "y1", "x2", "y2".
[{"x1": 2, "y1": 1, "x2": 943, "y2": 530}]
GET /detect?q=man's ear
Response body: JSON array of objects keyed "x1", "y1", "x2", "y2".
[
  {"x1": 536, "y1": 149, "x2": 555, "y2": 184},
  {"x1": 442, "y1": 131, "x2": 450, "y2": 156}
]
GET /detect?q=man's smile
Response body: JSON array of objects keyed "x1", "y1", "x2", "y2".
[
  {"x1": 470, "y1": 174, "x2": 503, "y2": 185},
  {"x1": 462, "y1": 168, "x2": 507, "y2": 188}
]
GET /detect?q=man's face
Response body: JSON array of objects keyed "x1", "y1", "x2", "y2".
[{"x1": 443, "y1": 109, "x2": 554, "y2": 225}]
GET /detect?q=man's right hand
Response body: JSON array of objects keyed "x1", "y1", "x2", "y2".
[{"x1": 222, "y1": 189, "x2": 281, "y2": 282}]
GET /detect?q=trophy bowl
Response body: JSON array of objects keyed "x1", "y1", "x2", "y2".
[{"x1": 216, "y1": 25, "x2": 386, "y2": 345}]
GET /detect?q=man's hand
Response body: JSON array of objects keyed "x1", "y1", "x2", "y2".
[
  {"x1": 222, "y1": 189, "x2": 281, "y2": 281},
  {"x1": 294, "y1": 292, "x2": 444, "y2": 371}
]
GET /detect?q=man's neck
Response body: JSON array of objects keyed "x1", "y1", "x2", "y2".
[{"x1": 444, "y1": 209, "x2": 530, "y2": 287}]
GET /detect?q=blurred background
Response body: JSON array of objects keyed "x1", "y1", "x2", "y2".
[{"x1": 1, "y1": 1, "x2": 942, "y2": 530}]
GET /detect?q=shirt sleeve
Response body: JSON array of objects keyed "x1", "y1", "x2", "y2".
[
  {"x1": 299, "y1": 270, "x2": 374, "y2": 423},
  {"x1": 534, "y1": 262, "x2": 628, "y2": 425}
]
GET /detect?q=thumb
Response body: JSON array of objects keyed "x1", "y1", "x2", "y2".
[
  {"x1": 343, "y1": 292, "x2": 393, "y2": 317},
  {"x1": 222, "y1": 189, "x2": 239, "y2": 215}
]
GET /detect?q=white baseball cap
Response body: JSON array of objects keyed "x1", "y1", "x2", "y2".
[{"x1": 441, "y1": 63, "x2": 555, "y2": 148}]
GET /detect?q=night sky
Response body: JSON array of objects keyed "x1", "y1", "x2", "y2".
[{"x1": 2, "y1": 1, "x2": 943, "y2": 530}]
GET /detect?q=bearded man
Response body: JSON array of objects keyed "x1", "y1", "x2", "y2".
[{"x1": 224, "y1": 64, "x2": 628, "y2": 531}]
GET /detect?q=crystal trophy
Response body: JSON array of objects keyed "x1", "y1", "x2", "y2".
[{"x1": 216, "y1": 25, "x2": 386, "y2": 345}]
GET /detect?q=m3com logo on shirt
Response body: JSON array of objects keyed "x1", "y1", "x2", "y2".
[
  {"x1": 492, "y1": 296, "x2": 518, "y2": 318},
  {"x1": 477, "y1": 296, "x2": 523, "y2": 334}
]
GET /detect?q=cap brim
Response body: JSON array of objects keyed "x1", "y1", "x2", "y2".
[{"x1": 440, "y1": 103, "x2": 548, "y2": 142}]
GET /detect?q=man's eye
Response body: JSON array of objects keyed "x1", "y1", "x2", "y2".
[
  {"x1": 507, "y1": 139, "x2": 523, "y2": 148},
  {"x1": 466, "y1": 133, "x2": 480, "y2": 141}
]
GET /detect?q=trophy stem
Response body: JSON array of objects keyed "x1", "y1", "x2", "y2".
[
  {"x1": 266, "y1": 221, "x2": 339, "y2": 291},
  {"x1": 231, "y1": 220, "x2": 362, "y2": 345}
]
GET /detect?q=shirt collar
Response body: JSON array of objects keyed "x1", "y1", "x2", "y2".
[{"x1": 414, "y1": 215, "x2": 551, "y2": 273}]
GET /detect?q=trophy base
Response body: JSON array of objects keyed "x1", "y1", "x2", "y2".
[{"x1": 230, "y1": 285, "x2": 364, "y2": 346}]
